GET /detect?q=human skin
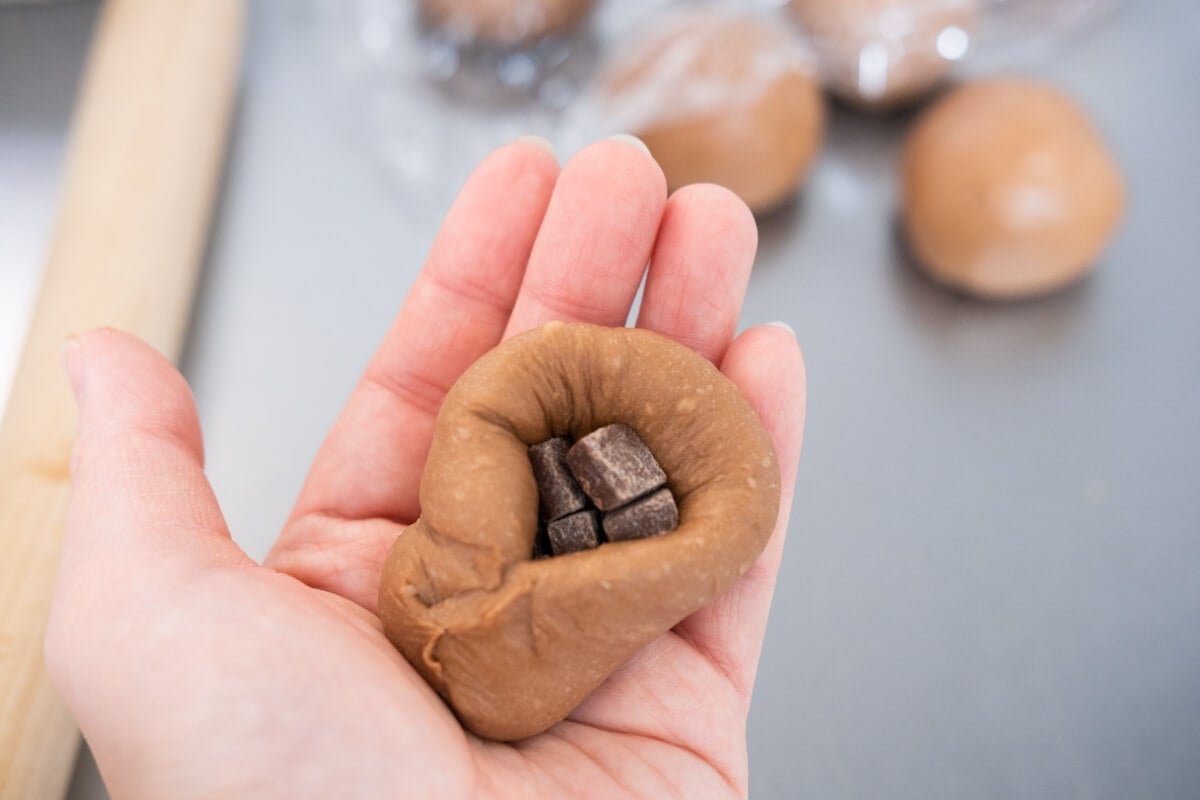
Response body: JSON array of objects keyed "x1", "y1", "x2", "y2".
[{"x1": 45, "y1": 136, "x2": 807, "y2": 799}]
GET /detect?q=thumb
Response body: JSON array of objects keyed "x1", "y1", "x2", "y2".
[
  {"x1": 673, "y1": 323, "x2": 807, "y2": 707},
  {"x1": 46, "y1": 329, "x2": 250, "y2": 700}
]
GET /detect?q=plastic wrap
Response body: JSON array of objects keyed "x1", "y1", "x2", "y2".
[
  {"x1": 787, "y1": 0, "x2": 1122, "y2": 110},
  {"x1": 566, "y1": 4, "x2": 825, "y2": 213},
  {"x1": 788, "y1": 0, "x2": 979, "y2": 109},
  {"x1": 311, "y1": 0, "x2": 1121, "y2": 211},
  {"x1": 416, "y1": 0, "x2": 596, "y2": 47}
]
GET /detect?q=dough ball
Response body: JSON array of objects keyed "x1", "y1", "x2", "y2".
[
  {"x1": 901, "y1": 78, "x2": 1124, "y2": 299},
  {"x1": 598, "y1": 9, "x2": 825, "y2": 215},
  {"x1": 790, "y1": 0, "x2": 978, "y2": 109},
  {"x1": 418, "y1": 0, "x2": 595, "y2": 47}
]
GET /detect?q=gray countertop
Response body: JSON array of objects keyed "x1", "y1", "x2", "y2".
[{"x1": 2, "y1": 1, "x2": 1198, "y2": 798}]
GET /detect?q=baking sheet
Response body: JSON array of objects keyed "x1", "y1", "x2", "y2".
[{"x1": 2, "y1": 1, "x2": 1197, "y2": 797}]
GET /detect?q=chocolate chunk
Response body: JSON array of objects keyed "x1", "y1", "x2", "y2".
[
  {"x1": 547, "y1": 510, "x2": 601, "y2": 556},
  {"x1": 603, "y1": 487, "x2": 678, "y2": 542},
  {"x1": 566, "y1": 424, "x2": 667, "y2": 511},
  {"x1": 532, "y1": 522, "x2": 551, "y2": 560},
  {"x1": 528, "y1": 437, "x2": 588, "y2": 522}
]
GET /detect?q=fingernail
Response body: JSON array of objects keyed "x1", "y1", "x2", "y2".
[
  {"x1": 64, "y1": 335, "x2": 86, "y2": 405},
  {"x1": 767, "y1": 320, "x2": 796, "y2": 338},
  {"x1": 607, "y1": 133, "x2": 651, "y2": 155},
  {"x1": 515, "y1": 135, "x2": 557, "y2": 158}
]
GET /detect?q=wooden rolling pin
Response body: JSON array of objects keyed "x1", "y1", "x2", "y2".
[{"x1": 0, "y1": 1, "x2": 244, "y2": 796}]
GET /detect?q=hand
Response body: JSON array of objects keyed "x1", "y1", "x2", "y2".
[{"x1": 46, "y1": 137, "x2": 806, "y2": 799}]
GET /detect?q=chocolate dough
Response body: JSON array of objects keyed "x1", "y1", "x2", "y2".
[
  {"x1": 378, "y1": 322, "x2": 780, "y2": 741},
  {"x1": 901, "y1": 78, "x2": 1124, "y2": 299}
]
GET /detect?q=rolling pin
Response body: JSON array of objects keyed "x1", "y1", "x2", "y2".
[{"x1": 0, "y1": 1, "x2": 244, "y2": 796}]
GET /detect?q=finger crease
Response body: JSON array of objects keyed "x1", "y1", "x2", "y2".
[
  {"x1": 423, "y1": 263, "x2": 516, "y2": 320},
  {"x1": 362, "y1": 363, "x2": 450, "y2": 420}
]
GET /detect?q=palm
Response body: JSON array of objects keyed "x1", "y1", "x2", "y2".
[
  {"x1": 168, "y1": 564, "x2": 744, "y2": 797},
  {"x1": 47, "y1": 138, "x2": 805, "y2": 799}
]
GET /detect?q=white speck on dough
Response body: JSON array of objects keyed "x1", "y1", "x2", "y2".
[{"x1": 676, "y1": 397, "x2": 697, "y2": 413}]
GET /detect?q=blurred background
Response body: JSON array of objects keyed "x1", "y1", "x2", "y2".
[{"x1": 2, "y1": 0, "x2": 1198, "y2": 797}]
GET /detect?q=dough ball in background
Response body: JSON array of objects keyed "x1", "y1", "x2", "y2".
[
  {"x1": 901, "y1": 78, "x2": 1124, "y2": 300},
  {"x1": 418, "y1": 0, "x2": 596, "y2": 47},
  {"x1": 593, "y1": 8, "x2": 825, "y2": 215},
  {"x1": 789, "y1": 0, "x2": 978, "y2": 110}
]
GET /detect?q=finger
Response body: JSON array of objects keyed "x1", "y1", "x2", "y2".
[
  {"x1": 267, "y1": 140, "x2": 559, "y2": 598},
  {"x1": 672, "y1": 323, "x2": 806, "y2": 706},
  {"x1": 563, "y1": 325, "x2": 803, "y2": 789},
  {"x1": 46, "y1": 329, "x2": 249, "y2": 695},
  {"x1": 291, "y1": 138, "x2": 558, "y2": 524},
  {"x1": 503, "y1": 136, "x2": 668, "y2": 338},
  {"x1": 636, "y1": 183, "x2": 757, "y2": 364}
]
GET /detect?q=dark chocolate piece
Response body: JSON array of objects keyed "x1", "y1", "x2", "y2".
[
  {"x1": 528, "y1": 437, "x2": 588, "y2": 522},
  {"x1": 566, "y1": 424, "x2": 667, "y2": 511},
  {"x1": 532, "y1": 522, "x2": 551, "y2": 560},
  {"x1": 547, "y1": 510, "x2": 601, "y2": 556},
  {"x1": 603, "y1": 487, "x2": 678, "y2": 542}
]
